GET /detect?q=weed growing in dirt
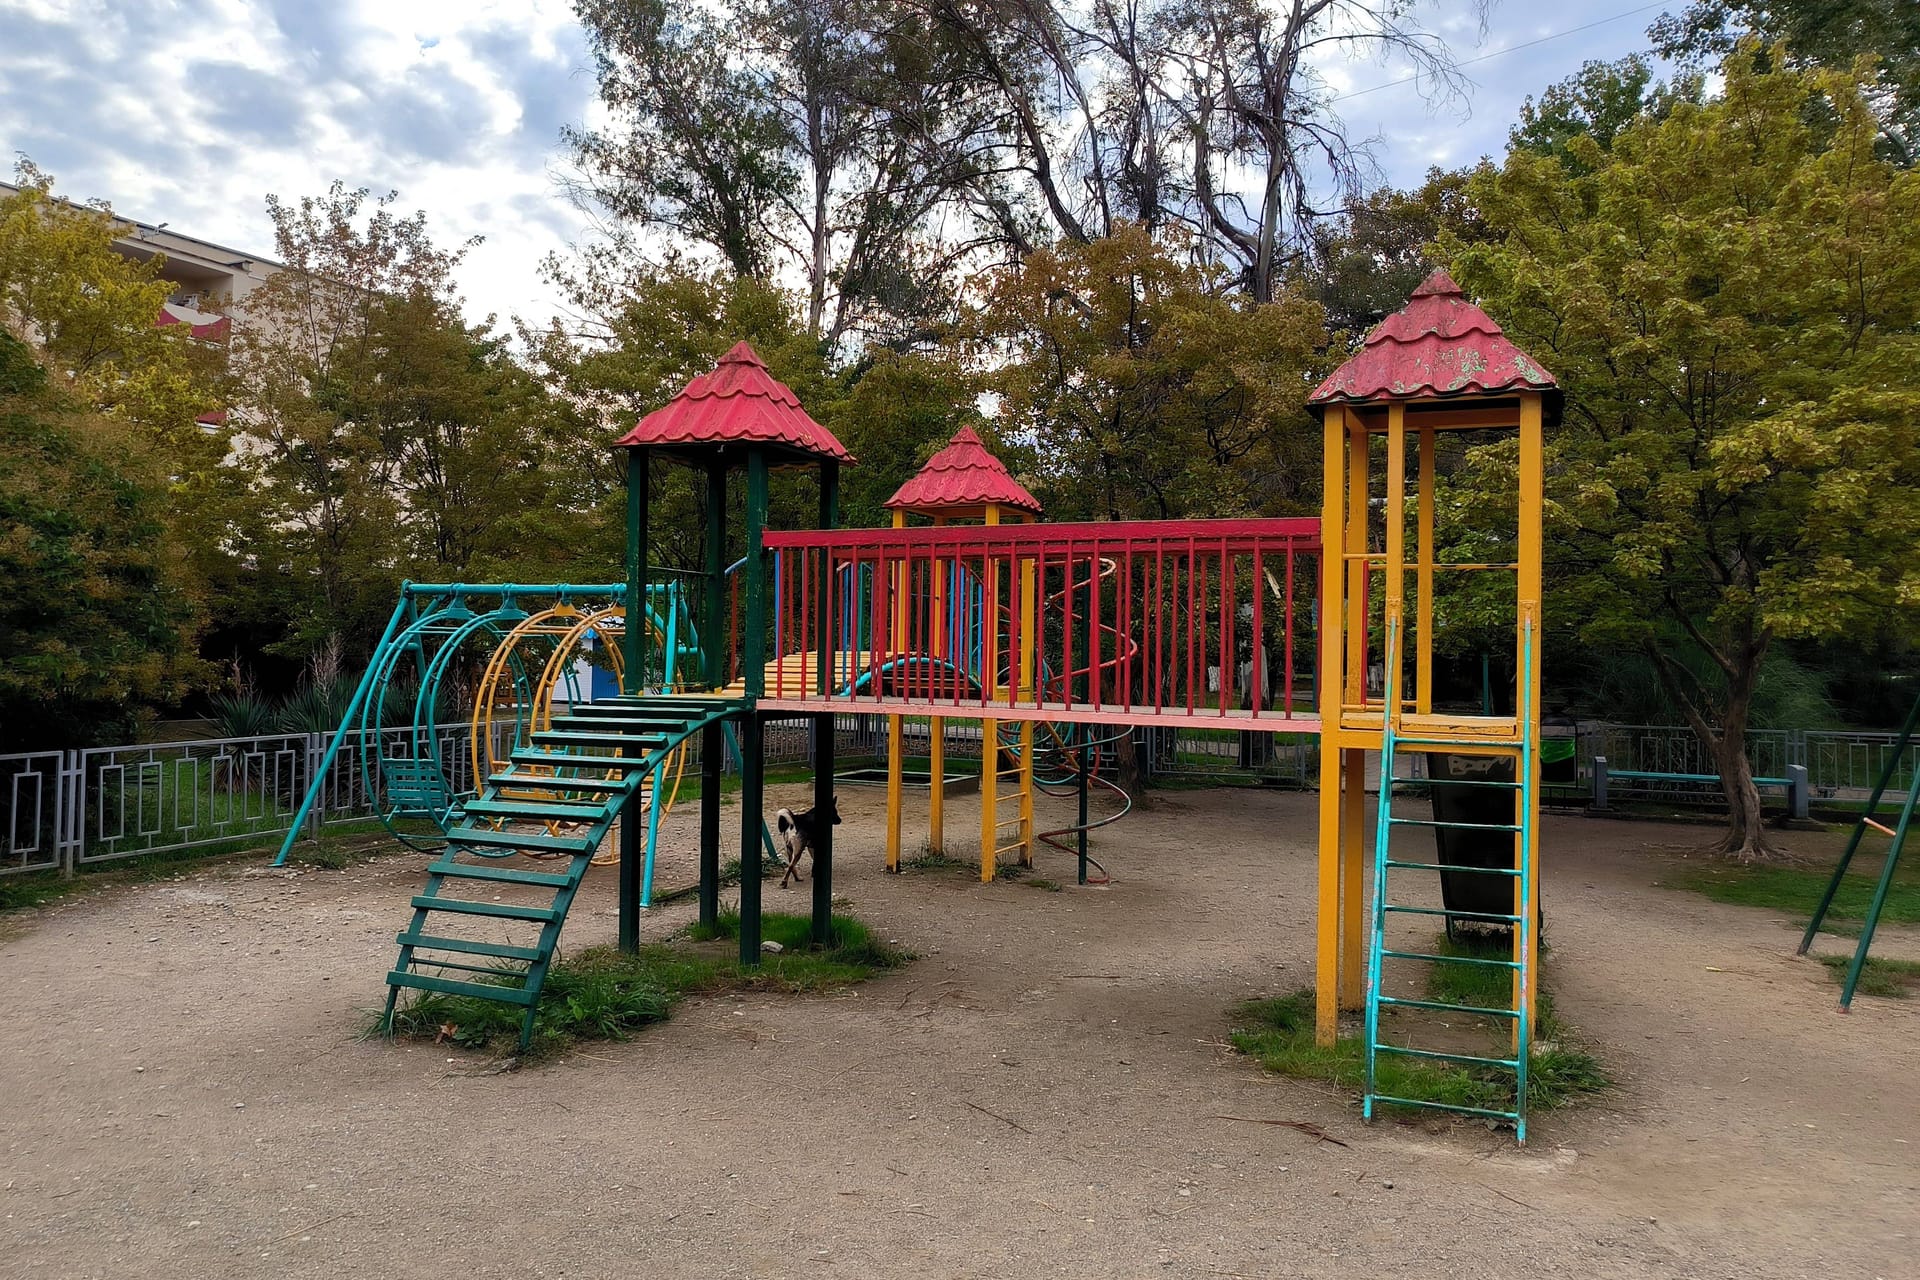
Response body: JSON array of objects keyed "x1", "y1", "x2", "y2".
[
  {"x1": 384, "y1": 912, "x2": 909, "y2": 1057},
  {"x1": 1663, "y1": 858, "x2": 1919, "y2": 936},
  {"x1": 901, "y1": 849, "x2": 971, "y2": 874},
  {"x1": 1814, "y1": 954, "x2": 1920, "y2": 999},
  {"x1": 1229, "y1": 973, "x2": 1608, "y2": 1122}
]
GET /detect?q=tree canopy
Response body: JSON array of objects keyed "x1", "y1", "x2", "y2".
[{"x1": 1447, "y1": 48, "x2": 1920, "y2": 858}]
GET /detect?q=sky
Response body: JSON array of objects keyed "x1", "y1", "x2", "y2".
[{"x1": 0, "y1": 0, "x2": 1679, "y2": 327}]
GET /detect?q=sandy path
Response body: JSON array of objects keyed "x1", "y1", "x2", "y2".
[{"x1": 1, "y1": 787, "x2": 1913, "y2": 1279}]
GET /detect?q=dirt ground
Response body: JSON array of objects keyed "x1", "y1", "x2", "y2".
[{"x1": 2, "y1": 786, "x2": 1915, "y2": 1280}]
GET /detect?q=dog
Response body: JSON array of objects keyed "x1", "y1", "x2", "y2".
[{"x1": 776, "y1": 797, "x2": 841, "y2": 888}]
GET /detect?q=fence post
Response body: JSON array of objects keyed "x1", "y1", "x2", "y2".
[
  {"x1": 1787, "y1": 764, "x2": 1809, "y2": 821},
  {"x1": 59, "y1": 749, "x2": 80, "y2": 877},
  {"x1": 306, "y1": 734, "x2": 324, "y2": 838},
  {"x1": 1592, "y1": 756, "x2": 1610, "y2": 811}
]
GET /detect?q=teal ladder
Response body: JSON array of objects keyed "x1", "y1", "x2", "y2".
[
  {"x1": 383, "y1": 694, "x2": 744, "y2": 1050},
  {"x1": 1798, "y1": 693, "x2": 1920, "y2": 1008},
  {"x1": 1363, "y1": 621, "x2": 1539, "y2": 1142}
]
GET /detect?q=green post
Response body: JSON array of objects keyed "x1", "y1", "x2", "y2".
[
  {"x1": 812, "y1": 460, "x2": 840, "y2": 947},
  {"x1": 624, "y1": 449, "x2": 649, "y2": 695},
  {"x1": 699, "y1": 459, "x2": 728, "y2": 928},
  {"x1": 1800, "y1": 693, "x2": 1920, "y2": 957},
  {"x1": 739, "y1": 449, "x2": 770, "y2": 963},
  {"x1": 618, "y1": 447, "x2": 650, "y2": 950}
]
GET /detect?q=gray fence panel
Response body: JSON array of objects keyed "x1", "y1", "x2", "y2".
[{"x1": 0, "y1": 751, "x2": 68, "y2": 875}]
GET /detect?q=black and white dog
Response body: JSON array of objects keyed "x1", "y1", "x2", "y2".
[{"x1": 776, "y1": 797, "x2": 841, "y2": 888}]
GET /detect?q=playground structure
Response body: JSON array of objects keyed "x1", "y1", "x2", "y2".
[
  {"x1": 280, "y1": 274, "x2": 1554, "y2": 1138},
  {"x1": 1800, "y1": 692, "x2": 1919, "y2": 1008}
]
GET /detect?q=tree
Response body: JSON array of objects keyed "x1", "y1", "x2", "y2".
[
  {"x1": 1510, "y1": 56, "x2": 1702, "y2": 174},
  {"x1": 1446, "y1": 49, "x2": 1920, "y2": 860},
  {"x1": 0, "y1": 332, "x2": 206, "y2": 748},
  {"x1": 961, "y1": 224, "x2": 1327, "y2": 520},
  {"x1": 1309, "y1": 167, "x2": 1488, "y2": 335},
  {"x1": 1651, "y1": 1, "x2": 1920, "y2": 164},
  {"x1": 0, "y1": 164, "x2": 225, "y2": 441}
]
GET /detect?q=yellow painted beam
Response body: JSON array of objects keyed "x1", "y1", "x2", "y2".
[
  {"x1": 886, "y1": 715, "x2": 904, "y2": 873},
  {"x1": 1517, "y1": 391, "x2": 1545, "y2": 1025},
  {"x1": 1341, "y1": 746, "x2": 1366, "y2": 1010},
  {"x1": 980, "y1": 717, "x2": 999, "y2": 881},
  {"x1": 1316, "y1": 406, "x2": 1347, "y2": 1045},
  {"x1": 1384, "y1": 402, "x2": 1407, "y2": 712},
  {"x1": 928, "y1": 716, "x2": 945, "y2": 854},
  {"x1": 1417, "y1": 426, "x2": 1435, "y2": 715},
  {"x1": 1343, "y1": 408, "x2": 1369, "y2": 707}
]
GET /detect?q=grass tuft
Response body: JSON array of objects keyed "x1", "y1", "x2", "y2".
[
  {"x1": 1228, "y1": 975, "x2": 1608, "y2": 1123},
  {"x1": 1814, "y1": 953, "x2": 1920, "y2": 999},
  {"x1": 1663, "y1": 857, "x2": 1919, "y2": 936},
  {"x1": 384, "y1": 911, "x2": 909, "y2": 1058}
]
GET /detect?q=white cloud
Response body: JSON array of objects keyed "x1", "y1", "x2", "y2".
[{"x1": 0, "y1": 0, "x2": 596, "y2": 327}]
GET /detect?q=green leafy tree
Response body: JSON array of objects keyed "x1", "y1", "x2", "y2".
[
  {"x1": 1510, "y1": 56, "x2": 1703, "y2": 174},
  {"x1": 0, "y1": 333, "x2": 207, "y2": 748},
  {"x1": 1447, "y1": 49, "x2": 1920, "y2": 860},
  {"x1": 1310, "y1": 168, "x2": 1489, "y2": 335},
  {"x1": 1651, "y1": 1, "x2": 1920, "y2": 164},
  {"x1": 961, "y1": 225, "x2": 1327, "y2": 521}
]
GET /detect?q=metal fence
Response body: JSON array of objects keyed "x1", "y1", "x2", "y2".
[{"x1": 6, "y1": 717, "x2": 1910, "y2": 876}]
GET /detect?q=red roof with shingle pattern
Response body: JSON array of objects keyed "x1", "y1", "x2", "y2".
[
  {"x1": 884, "y1": 426, "x2": 1041, "y2": 516},
  {"x1": 1308, "y1": 270, "x2": 1555, "y2": 405},
  {"x1": 613, "y1": 341, "x2": 854, "y2": 463}
]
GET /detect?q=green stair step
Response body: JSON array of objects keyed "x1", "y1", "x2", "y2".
[
  {"x1": 509, "y1": 748, "x2": 657, "y2": 774},
  {"x1": 387, "y1": 970, "x2": 537, "y2": 1005},
  {"x1": 442, "y1": 826, "x2": 599, "y2": 855},
  {"x1": 1384, "y1": 904, "x2": 1523, "y2": 923},
  {"x1": 489, "y1": 771, "x2": 631, "y2": 793},
  {"x1": 1384, "y1": 858, "x2": 1521, "y2": 875},
  {"x1": 1370, "y1": 1094, "x2": 1519, "y2": 1122},
  {"x1": 1381, "y1": 948, "x2": 1521, "y2": 969},
  {"x1": 463, "y1": 796, "x2": 613, "y2": 822},
  {"x1": 1374, "y1": 1044, "x2": 1520, "y2": 1069},
  {"x1": 406, "y1": 954, "x2": 532, "y2": 978},
  {"x1": 531, "y1": 730, "x2": 671, "y2": 749},
  {"x1": 395, "y1": 931, "x2": 543, "y2": 963},
  {"x1": 1392, "y1": 777, "x2": 1523, "y2": 790},
  {"x1": 427, "y1": 859, "x2": 575, "y2": 888},
  {"x1": 1388, "y1": 818, "x2": 1523, "y2": 833},
  {"x1": 1378, "y1": 994, "x2": 1519, "y2": 1019},
  {"x1": 549, "y1": 711, "x2": 700, "y2": 728},
  {"x1": 410, "y1": 895, "x2": 560, "y2": 923}
]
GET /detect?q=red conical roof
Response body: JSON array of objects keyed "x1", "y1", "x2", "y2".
[
  {"x1": 1308, "y1": 269, "x2": 1556, "y2": 404},
  {"x1": 884, "y1": 426, "x2": 1042, "y2": 516},
  {"x1": 614, "y1": 341, "x2": 854, "y2": 463}
]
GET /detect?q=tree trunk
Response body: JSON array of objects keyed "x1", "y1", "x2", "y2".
[{"x1": 1706, "y1": 732, "x2": 1774, "y2": 862}]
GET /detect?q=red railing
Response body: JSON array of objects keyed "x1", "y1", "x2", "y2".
[{"x1": 758, "y1": 518, "x2": 1322, "y2": 729}]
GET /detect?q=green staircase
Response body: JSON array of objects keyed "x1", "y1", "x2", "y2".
[
  {"x1": 1363, "y1": 621, "x2": 1539, "y2": 1142},
  {"x1": 383, "y1": 694, "x2": 745, "y2": 1050},
  {"x1": 1798, "y1": 692, "x2": 1920, "y2": 1009}
]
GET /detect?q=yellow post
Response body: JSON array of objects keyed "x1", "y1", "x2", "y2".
[
  {"x1": 1344, "y1": 409, "x2": 1370, "y2": 708},
  {"x1": 886, "y1": 714, "x2": 904, "y2": 872},
  {"x1": 1016, "y1": 543, "x2": 1038, "y2": 864},
  {"x1": 887, "y1": 507, "x2": 908, "y2": 872},
  {"x1": 1416, "y1": 426, "x2": 1435, "y2": 715},
  {"x1": 1341, "y1": 745, "x2": 1366, "y2": 1009},
  {"x1": 929, "y1": 515, "x2": 947, "y2": 856},
  {"x1": 980, "y1": 504, "x2": 1002, "y2": 881},
  {"x1": 1315, "y1": 406, "x2": 1347, "y2": 1044},
  {"x1": 1384, "y1": 404, "x2": 1407, "y2": 700},
  {"x1": 1517, "y1": 392, "x2": 1545, "y2": 1023}
]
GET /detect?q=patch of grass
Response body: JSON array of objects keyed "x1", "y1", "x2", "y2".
[
  {"x1": 1228, "y1": 984, "x2": 1608, "y2": 1122},
  {"x1": 1426, "y1": 933, "x2": 1517, "y2": 1010},
  {"x1": 386, "y1": 911, "x2": 908, "y2": 1058},
  {"x1": 901, "y1": 848, "x2": 971, "y2": 874},
  {"x1": 1023, "y1": 877, "x2": 1064, "y2": 892},
  {"x1": 1663, "y1": 857, "x2": 1920, "y2": 935},
  {"x1": 1815, "y1": 953, "x2": 1920, "y2": 999}
]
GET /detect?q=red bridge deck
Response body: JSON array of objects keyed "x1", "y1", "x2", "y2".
[{"x1": 753, "y1": 518, "x2": 1323, "y2": 731}]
